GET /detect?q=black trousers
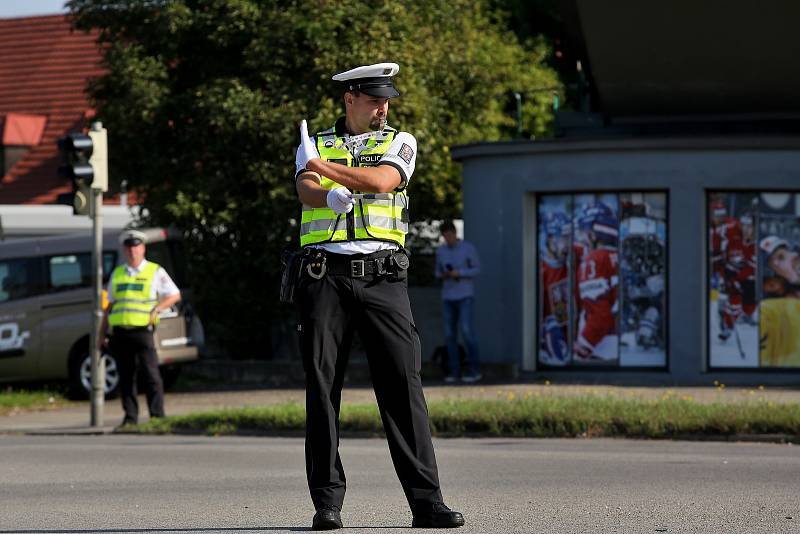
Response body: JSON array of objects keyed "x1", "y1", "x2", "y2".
[
  {"x1": 298, "y1": 269, "x2": 443, "y2": 512},
  {"x1": 110, "y1": 328, "x2": 164, "y2": 423}
]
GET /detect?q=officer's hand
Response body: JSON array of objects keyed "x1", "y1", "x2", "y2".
[
  {"x1": 295, "y1": 119, "x2": 320, "y2": 173},
  {"x1": 149, "y1": 308, "x2": 159, "y2": 326},
  {"x1": 96, "y1": 336, "x2": 106, "y2": 352},
  {"x1": 326, "y1": 187, "x2": 355, "y2": 214}
]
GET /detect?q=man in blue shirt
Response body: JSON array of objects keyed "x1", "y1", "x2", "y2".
[{"x1": 434, "y1": 220, "x2": 482, "y2": 383}]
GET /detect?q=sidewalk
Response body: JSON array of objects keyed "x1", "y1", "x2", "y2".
[{"x1": 2, "y1": 382, "x2": 799, "y2": 435}]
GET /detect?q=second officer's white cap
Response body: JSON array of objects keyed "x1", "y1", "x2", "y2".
[
  {"x1": 332, "y1": 62, "x2": 401, "y2": 98},
  {"x1": 119, "y1": 229, "x2": 147, "y2": 246}
]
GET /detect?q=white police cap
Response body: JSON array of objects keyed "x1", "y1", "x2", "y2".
[
  {"x1": 332, "y1": 62, "x2": 401, "y2": 98},
  {"x1": 119, "y1": 229, "x2": 147, "y2": 246}
]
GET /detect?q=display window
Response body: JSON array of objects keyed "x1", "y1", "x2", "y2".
[
  {"x1": 537, "y1": 192, "x2": 667, "y2": 368},
  {"x1": 708, "y1": 192, "x2": 800, "y2": 368}
]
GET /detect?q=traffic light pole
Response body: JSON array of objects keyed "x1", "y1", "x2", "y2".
[
  {"x1": 89, "y1": 185, "x2": 104, "y2": 427},
  {"x1": 88, "y1": 121, "x2": 107, "y2": 428},
  {"x1": 58, "y1": 121, "x2": 108, "y2": 427}
]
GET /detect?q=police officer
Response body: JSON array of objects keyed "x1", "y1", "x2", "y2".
[
  {"x1": 97, "y1": 229, "x2": 181, "y2": 426},
  {"x1": 294, "y1": 63, "x2": 465, "y2": 530}
]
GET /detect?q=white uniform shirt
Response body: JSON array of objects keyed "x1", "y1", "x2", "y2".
[
  {"x1": 106, "y1": 259, "x2": 180, "y2": 303},
  {"x1": 300, "y1": 129, "x2": 417, "y2": 255}
]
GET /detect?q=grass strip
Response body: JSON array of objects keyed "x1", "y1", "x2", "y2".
[
  {"x1": 0, "y1": 389, "x2": 67, "y2": 415},
  {"x1": 134, "y1": 395, "x2": 800, "y2": 440}
]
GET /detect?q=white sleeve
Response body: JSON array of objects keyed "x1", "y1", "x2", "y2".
[
  {"x1": 294, "y1": 142, "x2": 305, "y2": 179},
  {"x1": 378, "y1": 132, "x2": 417, "y2": 189},
  {"x1": 155, "y1": 267, "x2": 180, "y2": 298}
]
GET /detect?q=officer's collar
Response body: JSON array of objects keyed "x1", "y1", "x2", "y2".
[{"x1": 126, "y1": 258, "x2": 148, "y2": 273}]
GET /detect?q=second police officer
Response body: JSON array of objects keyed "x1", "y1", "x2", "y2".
[
  {"x1": 97, "y1": 229, "x2": 181, "y2": 427},
  {"x1": 294, "y1": 63, "x2": 465, "y2": 530}
]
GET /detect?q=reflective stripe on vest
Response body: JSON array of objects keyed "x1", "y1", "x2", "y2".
[
  {"x1": 299, "y1": 124, "x2": 409, "y2": 247},
  {"x1": 108, "y1": 261, "x2": 160, "y2": 328}
]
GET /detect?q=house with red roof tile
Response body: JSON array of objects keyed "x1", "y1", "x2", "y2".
[{"x1": 0, "y1": 14, "x2": 136, "y2": 238}]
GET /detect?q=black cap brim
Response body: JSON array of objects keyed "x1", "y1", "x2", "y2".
[
  {"x1": 123, "y1": 239, "x2": 143, "y2": 246},
  {"x1": 359, "y1": 85, "x2": 400, "y2": 98},
  {"x1": 343, "y1": 77, "x2": 400, "y2": 98}
]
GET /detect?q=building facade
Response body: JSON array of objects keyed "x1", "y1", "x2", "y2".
[{"x1": 453, "y1": 137, "x2": 800, "y2": 385}]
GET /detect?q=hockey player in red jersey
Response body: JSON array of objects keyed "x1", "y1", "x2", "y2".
[
  {"x1": 709, "y1": 199, "x2": 742, "y2": 287},
  {"x1": 718, "y1": 213, "x2": 757, "y2": 342},
  {"x1": 574, "y1": 202, "x2": 619, "y2": 361},
  {"x1": 539, "y1": 211, "x2": 571, "y2": 364}
]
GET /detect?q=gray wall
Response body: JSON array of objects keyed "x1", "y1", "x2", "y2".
[{"x1": 454, "y1": 137, "x2": 800, "y2": 385}]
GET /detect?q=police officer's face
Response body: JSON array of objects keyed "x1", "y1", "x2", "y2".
[
  {"x1": 769, "y1": 246, "x2": 800, "y2": 284},
  {"x1": 124, "y1": 243, "x2": 146, "y2": 267},
  {"x1": 346, "y1": 92, "x2": 389, "y2": 132}
]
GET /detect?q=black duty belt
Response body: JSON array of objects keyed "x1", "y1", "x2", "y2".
[
  {"x1": 325, "y1": 251, "x2": 393, "y2": 277},
  {"x1": 305, "y1": 249, "x2": 409, "y2": 279}
]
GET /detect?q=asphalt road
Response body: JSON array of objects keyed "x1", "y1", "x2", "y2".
[{"x1": 0, "y1": 436, "x2": 798, "y2": 533}]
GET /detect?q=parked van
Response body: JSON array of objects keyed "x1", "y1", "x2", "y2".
[{"x1": 0, "y1": 228, "x2": 203, "y2": 398}]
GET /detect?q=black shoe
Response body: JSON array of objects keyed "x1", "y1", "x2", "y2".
[
  {"x1": 412, "y1": 502, "x2": 465, "y2": 528},
  {"x1": 312, "y1": 505, "x2": 343, "y2": 530}
]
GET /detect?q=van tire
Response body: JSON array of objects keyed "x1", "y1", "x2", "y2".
[{"x1": 68, "y1": 350, "x2": 121, "y2": 400}]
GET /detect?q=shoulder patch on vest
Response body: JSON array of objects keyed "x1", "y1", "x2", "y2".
[{"x1": 398, "y1": 143, "x2": 414, "y2": 165}]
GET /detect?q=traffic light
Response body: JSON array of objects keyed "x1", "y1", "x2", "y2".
[{"x1": 57, "y1": 123, "x2": 108, "y2": 216}]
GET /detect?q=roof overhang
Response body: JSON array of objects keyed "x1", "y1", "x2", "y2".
[{"x1": 559, "y1": 0, "x2": 800, "y2": 117}]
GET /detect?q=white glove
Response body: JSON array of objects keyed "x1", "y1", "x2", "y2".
[
  {"x1": 295, "y1": 119, "x2": 320, "y2": 175},
  {"x1": 327, "y1": 187, "x2": 355, "y2": 214}
]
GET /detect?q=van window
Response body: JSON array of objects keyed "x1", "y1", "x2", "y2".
[
  {"x1": 47, "y1": 252, "x2": 117, "y2": 292},
  {"x1": 0, "y1": 257, "x2": 44, "y2": 303}
]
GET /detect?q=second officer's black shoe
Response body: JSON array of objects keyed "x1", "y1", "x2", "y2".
[
  {"x1": 312, "y1": 505, "x2": 343, "y2": 530},
  {"x1": 412, "y1": 502, "x2": 465, "y2": 528}
]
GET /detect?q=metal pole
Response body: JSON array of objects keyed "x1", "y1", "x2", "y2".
[
  {"x1": 89, "y1": 126, "x2": 105, "y2": 427},
  {"x1": 513, "y1": 92, "x2": 522, "y2": 138}
]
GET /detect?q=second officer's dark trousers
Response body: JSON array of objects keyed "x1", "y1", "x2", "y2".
[
  {"x1": 298, "y1": 267, "x2": 443, "y2": 512},
  {"x1": 110, "y1": 327, "x2": 165, "y2": 423}
]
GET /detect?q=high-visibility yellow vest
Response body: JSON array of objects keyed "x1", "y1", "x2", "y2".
[
  {"x1": 108, "y1": 261, "x2": 160, "y2": 328},
  {"x1": 299, "y1": 122, "x2": 409, "y2": 247}
]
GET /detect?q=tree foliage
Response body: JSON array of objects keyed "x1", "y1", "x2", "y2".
[{"x1": 67, "y1": 0, "x2": 560, "y2": 357}]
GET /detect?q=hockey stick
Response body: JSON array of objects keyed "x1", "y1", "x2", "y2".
[{"x1": 732, "y1": 322, "x2": 746, "y2": 359}]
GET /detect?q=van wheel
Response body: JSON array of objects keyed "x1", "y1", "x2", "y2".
[{"x1": 69, "y1": 351, "x2": 121, "y2": 400}]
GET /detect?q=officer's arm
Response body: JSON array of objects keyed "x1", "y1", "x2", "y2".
[
  {"x1": 97, "y1": 304, "x2": 111, "y2": 350},
  {"x1": 296, "y1": 173, "x2": 329, "y2": 208},
  {"x1": 157, "y1": 292, "x2": 181, "y2": 311},
  {"x1": 306, "y1": 159, "x2": 402, "y2": 194}
]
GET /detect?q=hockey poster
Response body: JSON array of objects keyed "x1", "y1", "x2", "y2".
[
  {"x1": 537, "y1": 192, "x2": 668, "y2": 369},
  {"x1": 708, "y1": 192, "x2": 759, "y2": 367},
  {"x1": 757, "y1": 193, "x2": 800, "y2": 368},
  {"x1": 537, "y1": 195, "x2": 573, "y2": 366},
  {"x1": 572, "y1": 193, "x2": 620, "y2": 365},
  {"x1": 619, "y1": 193, "x2": 667, "y2": 367}
]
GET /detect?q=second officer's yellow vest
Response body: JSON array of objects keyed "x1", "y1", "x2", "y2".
[
  {"x1": 108, "y1": 261, "x2": 160, "y2": 328},
  {"x1": 299, "y1": 122, "x2": 409, "y2": 247}
]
